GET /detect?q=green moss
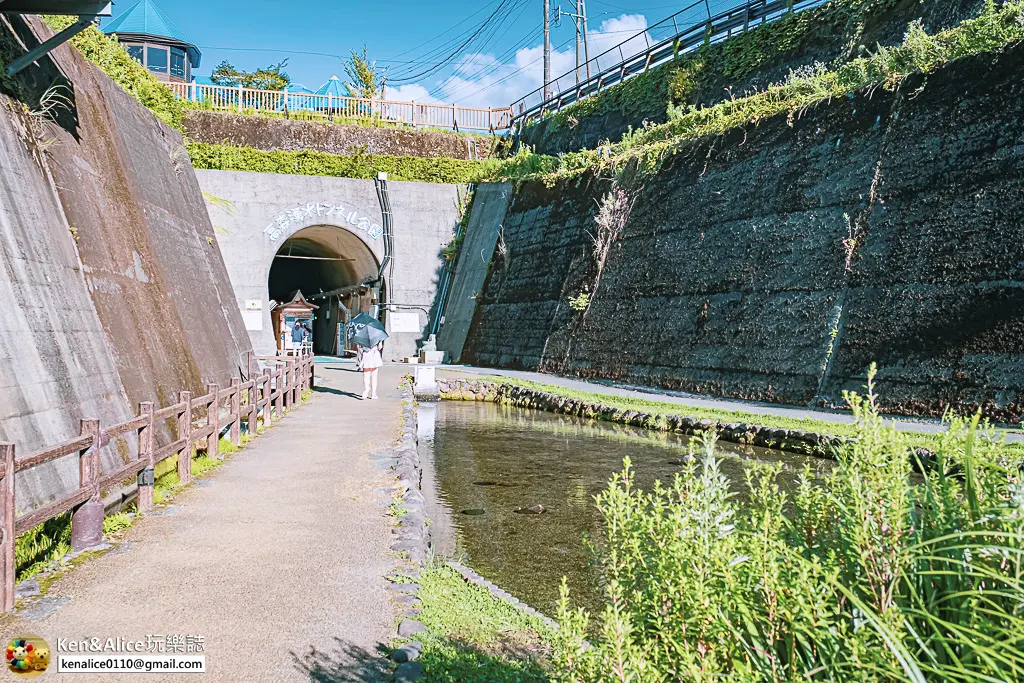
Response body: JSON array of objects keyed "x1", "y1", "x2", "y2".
[
  {"x1": 42, "y1": 16, "x2": 185, "y2": 130},
  {"x1": 402, "y1": 563, "x2": 552, "y2": 681},
  {"x1": 188, "y1": 142, "x2": 498, "y2": 184}
]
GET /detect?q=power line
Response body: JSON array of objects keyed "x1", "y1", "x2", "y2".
[
  {"x1": 438, "y1": 21, "x2": 542, "y2": 100},
  {"x1": 457, "y1": 35, "x2": 574, "y2": 102},
  {"x1": 387, "y1": 0, "x2": 520, "y2": 84},
  {"x1": 428, "y1": 0, "x2": 535, "y2": 98}
]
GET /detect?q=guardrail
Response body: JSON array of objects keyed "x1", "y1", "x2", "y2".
[
  {"x1": 169, "y1": 82, "x2": 515, "y2": 133},
  {"x1": 0, "y1": 351, "x2": 315, "y2": 612},
  {"x1": 511, "y1": 0, "x2": 828, "y2": 126}
]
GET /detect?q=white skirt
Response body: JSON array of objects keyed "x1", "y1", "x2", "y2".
[{"x1": 359, "y1": 348, "x2": 383, "y2": 370}]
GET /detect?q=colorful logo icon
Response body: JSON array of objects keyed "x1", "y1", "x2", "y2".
[{"x1": 5, "y1": 636, "x2": 49, "y2": 678}]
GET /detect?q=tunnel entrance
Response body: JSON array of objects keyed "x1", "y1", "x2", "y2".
[{"x1": 268, "y1": 225, "x2": 380, "y2": 356}]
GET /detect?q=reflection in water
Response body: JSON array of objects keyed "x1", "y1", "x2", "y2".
[{"x1": 422, "y1": 401, "x2": 830, "y2": 616}]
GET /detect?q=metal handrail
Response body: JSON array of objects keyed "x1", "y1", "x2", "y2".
[
  {"x1": 511, "y1": 0, "x2": 828, "y2": 126},
  {"x1": 170, "y1": 82, "x2": 515, "y2": 133}
]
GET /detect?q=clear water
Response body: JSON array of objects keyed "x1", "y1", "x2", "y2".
[{"x1": 422, "y1": 401, "x2": 829, "y2": 617}]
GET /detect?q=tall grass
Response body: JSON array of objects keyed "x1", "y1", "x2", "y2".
[{"x1": 553, "y1": 366, "x2": 1024, "y2": 682}]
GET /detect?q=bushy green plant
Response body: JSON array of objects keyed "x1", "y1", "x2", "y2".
[
  {"x1": 502, "y1": 1, "x2": 1024, "y2": 185},
  {"x1": 554, "y1": 366, "x2": 1024, "y2": 682},
  {"x1": 187, "y1": 141, "x2": 494, "y2": 184},
  {"x1": 42, "y1": 16, "x2": 184, "y2": 130}
]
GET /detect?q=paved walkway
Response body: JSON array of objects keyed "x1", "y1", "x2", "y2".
[
  {"x1": 1, "y1": 365, "x2": 406, "y2": 682},
  {"x1": 439, "y1": 366, "x2": 1023, "y2": 441}
]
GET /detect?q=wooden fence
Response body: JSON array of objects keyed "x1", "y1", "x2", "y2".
[
  {"x1": 169, "y1": 82, "x2": 514, "y2": 133},
  {"x1": 0, "y1": 351, "x2": 315, "y2": 612}
]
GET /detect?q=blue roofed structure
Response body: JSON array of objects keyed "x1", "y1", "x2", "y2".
[
  {"x1": 315, "y1": 76, "x2": 348, "y2": 98},
  {"x1": 103, "y1": 0, "x2": 200, "y2": 83}
]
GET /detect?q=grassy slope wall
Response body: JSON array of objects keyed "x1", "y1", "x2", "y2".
[
  {"x1": 522, "y1": 0, "x2": 986, "y2": 155},
  {"x1": 463, "y1": 40, "x2": 1024, "y2": 422}
]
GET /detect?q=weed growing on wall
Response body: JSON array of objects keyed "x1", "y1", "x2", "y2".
[
  {"x1": 492, "y1": 1, "x2": 1024, "y2": 185},
  {"x1": 553, "y1": 367, "x2": 1024, "y2": 681},
  {"x1": 187, "y1": 141, "x2": 495, "y2": 184},
  {"x1": 42, "y1": 16, "x2": 185, "y2": 130}
]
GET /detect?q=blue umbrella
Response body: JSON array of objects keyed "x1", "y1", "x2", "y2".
[{"x1": 348, "y1": 312, "x2": 388, "y2": 348}]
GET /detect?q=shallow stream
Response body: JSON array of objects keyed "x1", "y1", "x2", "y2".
[{"x1": 420, "y1": 401, "x2": 828, "y2": 616}]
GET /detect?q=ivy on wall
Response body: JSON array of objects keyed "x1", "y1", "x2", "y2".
[
  {"x1": 43, "y1": 16, "x2": 186, "y2": 130},
  {"x1": 188, "y1": 142, "x2": 493, "y2": 184}
]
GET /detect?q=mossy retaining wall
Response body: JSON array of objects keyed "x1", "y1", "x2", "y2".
[{"x1": 462, "y1": 41, "x2": 1024, "y2": 423}]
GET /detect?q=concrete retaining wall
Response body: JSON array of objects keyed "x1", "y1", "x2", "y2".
[
  {"x1": 436, "y1": 182, "x2": 510, "y2": 363},
  {"x1": 184, "y1": 111, "x2": 494, "y2": 160},
  {"x1": 0, "y1": 16, "x2": 251, "y2": 509},
  {"x1": 463, "y1": 42, "x2": 1024, "y2": 422}
]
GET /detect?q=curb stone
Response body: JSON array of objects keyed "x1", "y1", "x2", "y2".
[{"x1": 434, "y1": 378, "x2": 936, "y2": 469}]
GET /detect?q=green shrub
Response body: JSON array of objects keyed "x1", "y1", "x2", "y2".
[
  {"x1": 553, "y1": 366, "x2": 1024, "y2": 682},
  {"x1": 43, "y1": 16, "x2": 185, "y2": 130},
  {"x1": 188, "y1": 141, "x2": 495, "y2": 184},
  {"x1": 500, "y1": 1, "x2": 1024, "y2": 184}
]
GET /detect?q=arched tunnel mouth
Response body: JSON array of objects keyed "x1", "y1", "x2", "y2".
[{"x1": 268, "y1": 225, "x2": 380, "y2": 355}]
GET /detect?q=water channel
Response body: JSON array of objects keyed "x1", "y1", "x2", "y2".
[{"x1": 419, "y1": 400, "x2": 830, "y2": 616}]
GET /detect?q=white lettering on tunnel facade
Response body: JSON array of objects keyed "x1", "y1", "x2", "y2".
[{"x1": 264, "y1": 202, "x2": 383, "y2": 242}]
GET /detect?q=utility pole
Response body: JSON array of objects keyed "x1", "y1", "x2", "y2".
[
  {"x1": 543, "y1": 0, "x2": 552, "y2": 99},
  {"x1": 581, "y1": 0, "x2": 590, "y2": 79},
  {"x1": 567, "y1": 0, "x2": 591, "y2": 83},
  {"x1": 574, "y1": 0, "x2": 583, "y2": 84}
]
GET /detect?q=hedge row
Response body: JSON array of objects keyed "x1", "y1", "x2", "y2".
[{"x1": 187, "y1": 142, "x2": 494, "y2": 184}]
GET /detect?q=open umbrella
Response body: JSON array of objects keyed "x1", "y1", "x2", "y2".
[{"x1": 348, "y1": 312, "x2": 388, "y2": 348}]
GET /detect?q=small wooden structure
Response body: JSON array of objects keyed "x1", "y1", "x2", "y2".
[{"x1": 271, "y1": 290, "x2": 318, "y2": 355}]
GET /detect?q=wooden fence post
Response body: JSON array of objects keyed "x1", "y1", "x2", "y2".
[
  {"x1": 229, "y1": 378, "x2": 241, "y2": 447},
  {"x1": 283, "y1": 362, "x2": 293, "y2": 411},
  {"x1": 206, "y1": 383, "x2": 220, "y2": 458},
  {"x1": 247, "y1": 377, "x2": 258, "y2": 437},
  {"x1": 308, "y1": 353, "x2": 315, "y2": 391},
  {"x1": 289, "y1": 359, "x2": 299, "y2": 406},
  {"x1": 71, "y1": 419, "x2": 102, "y2": 551},
  {"x1": 0, "y1": 442, "x2": 14, "y2": 612},
  {"x1": 138, "y1": 402, "x2": 155, "y2": 513},
  {"x1": 274, "y1": 366, "x2": 285, "y2": 417},
  {"x1": 262, "y1": 368, "x2": 273, "y2": 426},
  {"x1": 178, "y1": 391, "x2": 193, "y2": 485}
]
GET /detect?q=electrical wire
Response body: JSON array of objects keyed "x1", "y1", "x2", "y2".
[
  {"x1": 387, "y1": 0, "x2": 521, "y2": 84},
  {"x1": 427, "y1": 0, "x2": 535, "y2": 98}
]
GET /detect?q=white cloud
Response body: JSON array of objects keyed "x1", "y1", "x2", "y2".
[{"x1": 403, "y1": 13, "x2": 651, "y2": 110}]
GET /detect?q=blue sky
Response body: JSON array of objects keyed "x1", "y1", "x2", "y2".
[{"x1": 104, "y1": 0, "x2": 746, "y2": 107}]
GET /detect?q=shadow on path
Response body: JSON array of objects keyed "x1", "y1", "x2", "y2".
[
  {"x1": 314, "y1": 386, "x2": 364, "y2": 400},
  {"x1": 291, "y1": 639, "x2": 389, "y2": 682}
]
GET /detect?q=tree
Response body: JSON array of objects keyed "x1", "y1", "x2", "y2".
[
  {"x1": 211, "y1": 59, "x2": 291, "y2": 91},
  {"x1": 343, "y1": 47, "x2": 383, "y2": 99}
]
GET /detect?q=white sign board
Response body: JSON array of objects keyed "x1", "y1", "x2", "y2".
[
  {"x1": 390, "y1": 312, "x2": 421, "y2": 334},
  {"x1": 241, "y1": 310, "x2": 263, "y2": 331}
]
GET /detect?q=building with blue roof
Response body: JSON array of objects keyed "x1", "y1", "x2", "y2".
[{"x1": 103, "y1": 0, "x2": 200, "y2": 83}]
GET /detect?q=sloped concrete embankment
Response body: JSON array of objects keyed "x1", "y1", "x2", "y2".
[
  {"x1": 463, "y1": 42, "x2": 1024, "y2": 423},
  {"x1": 0, "y1": 15, "x2": 250, "y2": 509}
]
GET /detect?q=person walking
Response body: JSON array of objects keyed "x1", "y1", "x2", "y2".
[{"x1": 357, "y1": 341, "x2": 383, "y2": 400}]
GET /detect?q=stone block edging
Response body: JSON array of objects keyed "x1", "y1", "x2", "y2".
[
  {"x1": 447, "y1": 561, "x2": 557, "y2": 630},
  {"x1": 436, "y1": 378, "x2": 870, "y2": 461}
]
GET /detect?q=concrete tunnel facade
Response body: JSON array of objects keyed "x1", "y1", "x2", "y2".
[{"x1": 195, "y1": 170, "x2": 466, "y2": 361}]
